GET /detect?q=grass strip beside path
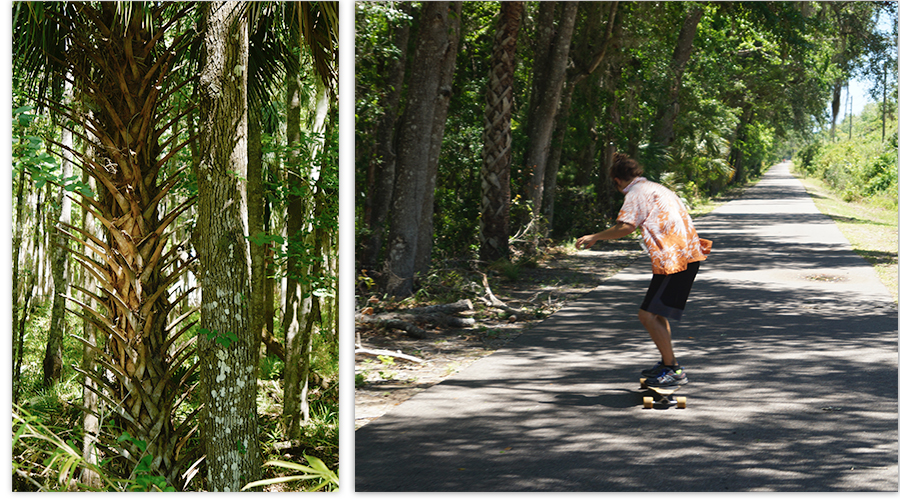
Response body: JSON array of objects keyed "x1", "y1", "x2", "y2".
[{"x1": 794, "y1": 170, "x2": 898, "y2": 302}]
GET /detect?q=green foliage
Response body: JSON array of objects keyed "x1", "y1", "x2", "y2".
[
  {"x1": 258, "y1": 127, "x2": 338, "y2": 298},
  {"x1": 357, "y1": 0, "x2": 893, "y2": 277},
  {"x1": 795, "y1": 102, "x2": 898, "y2": 207},
  {"x1": 13, "y1": 407, "x2": 173, "y2": 492},
  {"x1": 260, "y1": 355, "x2": 285, "y2": 380},
  {"x1": 488, "y1": 259, "x2": 521, "y2": 282},
  {"x1": 13, "y1": 406, "x2": 117, "y2": 492},
  {"x1": 199, "y1": 328, "x2": 240, "y2": 349},
  {"x1": 117, "y1": 433, "x2": 176, "y2": 492},
  {"x1": 12, "y1": 106, "x2": 93, "y2": 197},
  {"x1": 242, "y1": 455, "x2": 339, "y2": 492}
]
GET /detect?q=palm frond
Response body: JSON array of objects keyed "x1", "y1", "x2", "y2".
[{"x1": 289, "y1": 1, "x2": 338, "y2": 95}]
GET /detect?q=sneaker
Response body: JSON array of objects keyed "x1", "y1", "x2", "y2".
[
  {"x1": 644, "y1": 366, "x2": 688, "y2": 387},
  {"x1": 641, "y1": 361, "x2": 667, "y2": 378}
]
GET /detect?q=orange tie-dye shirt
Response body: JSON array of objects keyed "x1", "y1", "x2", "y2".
[{"x1": 617, "y1": 177, "x2": 712, "y2": 275}]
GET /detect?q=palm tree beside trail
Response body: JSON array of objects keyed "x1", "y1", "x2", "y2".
[
  {"x1": 480, "y1": 1, "x2": 524, "y2": 263},
  {"x1": 15, "y1": 3, "x2": 201, "y2": 485}
]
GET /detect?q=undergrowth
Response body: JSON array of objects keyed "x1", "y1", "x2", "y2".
[{"x1": 12, "y1": 305, "x2": 339, "y2": 492}]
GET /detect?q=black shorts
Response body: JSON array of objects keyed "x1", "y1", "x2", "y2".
[{"x1": 640, "y1": 261, "x2": 701, "y2": 321}]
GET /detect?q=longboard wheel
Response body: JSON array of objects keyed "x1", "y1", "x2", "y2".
[
  {"x1": 639, "y1": 378, "x2": 647, "y2": 389},
  {"x1": 676, "y1": 396, "x2": 687, "y2": 409},
  {"x1": 643, "y1": 396, "x2": 653, "y2": 409}
]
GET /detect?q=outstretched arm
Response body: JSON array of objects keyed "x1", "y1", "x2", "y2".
[{"x1": 576, "y1": 222, "x2": 636, "y2": 250}]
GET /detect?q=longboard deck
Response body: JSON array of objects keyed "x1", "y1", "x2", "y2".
[{"x1": 639, "y1": 378, "x2": 687, "y2": 409}]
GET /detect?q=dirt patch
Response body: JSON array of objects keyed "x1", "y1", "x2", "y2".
[{"x1": 354, "y1": 239, "x2": 644, "y2": 429}]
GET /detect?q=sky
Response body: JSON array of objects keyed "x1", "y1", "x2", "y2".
[
  {"x1": 843, "y1": 9, "x2": 895, "y2": 117},
  {"x1": 846, "y1": 77, "x2": 876, "y2": 116}
]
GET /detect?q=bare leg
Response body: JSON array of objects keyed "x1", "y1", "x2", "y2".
[{"x1": 639, "y1": 309, "x2": 676, "y2": 366}]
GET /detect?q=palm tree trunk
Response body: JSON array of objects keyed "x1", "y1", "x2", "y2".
[
  {"x1": 480, "y1": 1, "x2": 523, "y2": 263},
  {"x1": 26, "y1": 3, "x2": 201, "y2": 487}
]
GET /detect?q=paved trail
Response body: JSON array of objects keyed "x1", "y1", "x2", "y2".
[{"x1": 354, "y1": 162, "x2": 898, "y2": 492}]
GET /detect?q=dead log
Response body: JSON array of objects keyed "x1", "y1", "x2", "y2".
[
  {"x1": 355, "y1": 314, "x2": 427, "y2": 338},
  {"x1": 402, "y1": 299, "x2": 473, "y2": 315},
  {"x1": 355, "y1": 299, "x2": 476, "y2": 338}
]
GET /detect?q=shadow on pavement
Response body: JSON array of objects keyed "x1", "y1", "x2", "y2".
[{"x1": 355, "y1": 164, "x2": 897, "y2": 492}]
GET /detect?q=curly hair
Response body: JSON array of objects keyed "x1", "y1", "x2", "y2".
[{"x1": 609, "y1": 153, "x2": 643, "y2": 182}]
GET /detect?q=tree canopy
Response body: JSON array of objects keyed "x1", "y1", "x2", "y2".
[{"x1": 355, "y1": 1, "x2": 897, "y2": 295}]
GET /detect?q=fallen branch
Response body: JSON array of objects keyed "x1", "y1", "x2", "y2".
[
  {"x1": 480, "y1": 273, "x2": 507, "y2": 307},
  {"x1": 478, "y1": 272, "x2": 526, "y2": 319},
  {"x1": 355, "y1": 348, "x2": 425, "y2": 364}
]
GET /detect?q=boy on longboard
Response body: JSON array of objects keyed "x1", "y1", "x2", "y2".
[{"x1": 576, "y1": 153, "x2": 711, "y2": 388}]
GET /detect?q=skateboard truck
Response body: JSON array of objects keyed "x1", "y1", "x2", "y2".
[{"x1": 640, "y1": 378, "x2": 687, "y2": 409}]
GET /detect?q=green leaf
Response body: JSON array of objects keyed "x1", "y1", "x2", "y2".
[
  {"x1": 13, "y1": 105, "x2": 34, "y2": 115},
  {"x1": 241, "y1": 475, "x2": 321, "y2": 491}
]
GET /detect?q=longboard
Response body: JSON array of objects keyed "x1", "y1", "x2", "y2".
[{"x1": 639, "y1": 378, "x2": 687, "y2": 409}]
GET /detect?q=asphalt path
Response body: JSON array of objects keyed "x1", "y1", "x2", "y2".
[{"x1": 354, "y1": 162, "x2": 898, "y2": 492}]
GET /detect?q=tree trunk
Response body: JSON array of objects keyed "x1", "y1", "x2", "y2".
[
  {"x1": 522, "y1": 1, "x2": 578, "y2": 219},
  {"x1": 596, "y1": 60, "x2": 624, "y2": 219},
  {"x1": 651, "y1": 6, "x2": 704, "y2": 149},
  {"x1": 79, "y1": 170, "x2": 101, "y2": 490},
  {"x1": 12, "y1": 159, "x2": 27, "y2": 404},
  {"x1": 283, "y1": 55, "x2": 306, "y2": 435},
  {"x1": 22, "y1": 3, "x2": 200, "y2": 487},
  {"x1": 881, "y1": 60, "x2": 887, "y2": 142},
  {"x1": 480, "y1": 1, "x2": 524, "y2": 263},
  {"x1": 384, "y1": 1, "x2": 456, "y2": 297},
  {"x1": 359, "y1": 2, "x2": 412, "y2": 269},
  {"x1": 830, "y1": 80, "x2": 843, "y2": 141},
  {"x1": 415, "y1": 1, "x2": 462, "y2": 275},
  {"x1": 43, "y1": 102, "x2": 75, "y2": 387},
  {"x1": 264, "y1": 192, "x2": 276, "y2": 348},
  {"x1": 542, "y1": 2, "x2": 618, "y2": 229},
  {"x1": 729, "y1": 106, "x2": 753, "y2": 184},
  {"x1": 18, "y1": 186, "x2": 44, "y2": 399},
  {"x1": 248, "y1": 104, "x2": 267, "y2": 357},
  {"x1": 284, "y1": 69, "x2": 330, "y2": 437},
  {"x1": 197, "y1": 2, "x2": 261, "y2": 490}
]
